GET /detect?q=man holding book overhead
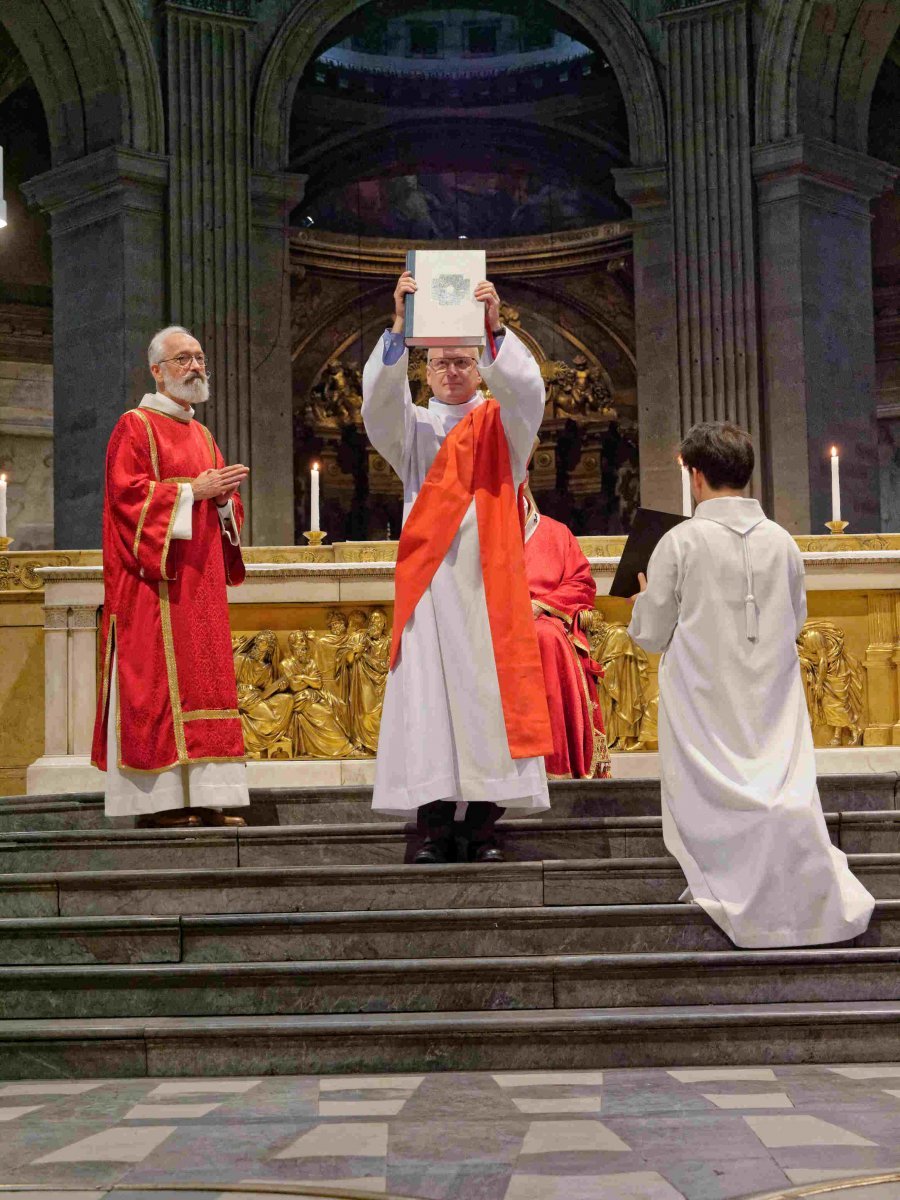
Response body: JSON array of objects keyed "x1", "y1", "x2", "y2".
[
  {"x1": 361, "y1": 264, "x2": 552, "y2": 863},
  {"x1": 627, "y1": 421, "x2": 873, "y2": 948}
]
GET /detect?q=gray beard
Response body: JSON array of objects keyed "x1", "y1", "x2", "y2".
[{"x1": 163, "y1": 373, "x2": 209, "y2": 404}]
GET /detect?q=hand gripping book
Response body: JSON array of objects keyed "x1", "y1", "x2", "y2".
[
  {"x1": 609, "y1": 507, "x2": 688, "y2": 598},
  {"x1": 404, "y1": 248, "x2": 487, "y2": 347}
]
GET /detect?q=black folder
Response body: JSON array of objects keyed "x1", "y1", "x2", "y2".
[{"x1": 608, "y1": 507, "x2": 689, "y2": 598}]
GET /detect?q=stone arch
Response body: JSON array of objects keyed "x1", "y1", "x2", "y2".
[
  {"x1": 756, "y1": 0, "x2": 900, "y2": 151},
  {"x1": 0, "y1": 0, "x2": 164, "y2": 166},
  {"x1": 253, "y1": 0, "x2": 666, "y2": 172}
]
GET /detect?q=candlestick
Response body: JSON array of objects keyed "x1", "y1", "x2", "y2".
[
  {"x1": 830, "y1": 446, "x2": 841, "y2": 523},
  {"x1": 310, "y1": 462, "x2": 320, "y2": 532},
  {"x1": 303, "y1": 529, "x2": 326, "y2": 547},
  {"x1": 824, "y1": 520, "x2": 849, "y2": 535},
  {"x1": 680, "y1": 460, "x2": 692, "y2": 518},
  {"x1": 0, "y1": 473, "x2": 7, "y2": 538}
]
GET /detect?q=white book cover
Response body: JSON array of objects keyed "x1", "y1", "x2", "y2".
[{"x1": 404, "y1": 248, "x2": 487, "y2": 347}]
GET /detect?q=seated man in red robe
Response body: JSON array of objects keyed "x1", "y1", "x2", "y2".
[{"x1": 522, "y1": 484, "x2": 612, "y2": 780}]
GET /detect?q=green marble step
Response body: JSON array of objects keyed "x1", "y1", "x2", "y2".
[
  {"x1": 2, "y1": 945, "x2": 900, "y2": 1020},
  {"x1": 1, "y1": 897, "x2": 897, "y2": 965},
  {"x1": 0, "y1": 773, "x2": 895, "y2": 831},
  {"x1": 2, "y1": 1001, "x2": 899, "y2": 1078}
]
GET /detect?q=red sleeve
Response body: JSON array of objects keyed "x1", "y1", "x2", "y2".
[
  {"x1": 212, "y1": 435, "x2": 246, "y2": 587},
  {"x1": 106, "y1": 413, "x2": 180, "y2": 582},
  {"x1": 531, "y1": 522, "x2": 596, "y2": 623}
]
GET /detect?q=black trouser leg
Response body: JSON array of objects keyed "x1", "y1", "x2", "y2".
[
  {"x1": 414, "y1": 800, "x2": 456, "y2": 862},
  {"x1": 460, "y1": 801, "x2": 503, "y2": 854}
]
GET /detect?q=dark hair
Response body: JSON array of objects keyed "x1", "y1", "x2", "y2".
[{"x1": 680, "y1": 422, "x2": 754, "y2": 490}]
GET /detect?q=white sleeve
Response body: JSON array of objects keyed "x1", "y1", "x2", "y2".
[
  {"x1": 477, "y1": 328, "x2": 546, "y2": 484},
  {"x1": 216, "y1": 498, "x2": 240, "y2": 547},
  {"x1": 171, "y1": 483, "x2": 194, "y2": 540},
  {"x1": 627, "y1": 533, "x2": 682, "y2": 654},
  {"x1": 361, "y1": 335, "x2": 416, "y2": 479}
]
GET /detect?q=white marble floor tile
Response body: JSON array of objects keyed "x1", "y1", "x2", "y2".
[
  {"x1": 702, "y1": 1093, "x2": 794, "y2": 1109},
  {"x1": 0, "y1": 1106, "x2": 43, "y2": 1121},
  {"x1": 511, "y1": 1098, "x2": 603, "y2": 1115},
  {"x1": 146, "y1": 1080, "x2": 261, "y2": 1097},
  {"x1": 493, "y1": 1072, "x2": 605, "y2": 1088},
  {"x1": 521, "y1": 1119, "x2": 630, "y2": 1153},
  {"x1": 745, "y1": 1115, "x2": 877, "y2": 1148},
  {"x1": 668, "y1": 1068, "x2": 777, "y2": 1083},
  {"x1": 318, "y1": 1099, "x2": 407, "y2": 1117},
  {"x1": 123, "y1": 1102, "x2": 222, "y2": 1120},
  {"x1": 0, "y1": 1082, "x2": 104, "y2": 1097},
  {"x1": 883, "y1": 1090, "x2": 900, "y2": 1100},
  {"x1": 0, "y1": 1191, "x2": 106, "y2": 1199},
  {"x1": 319, "y1": 1076, "x2": 425, "y2": 1091},
  {"x1": 504, "y1": 1170, "x2": 684, "y2": 1199},
  {"x1": 827, "y1": 1067, "x2": 900, "y2": 1079},
  {"x1": 275, "y1": 1121, "x2": 389, "y2": 1158},
  {"x1": 33, "y1": 1124, "x2": 177, "y2": 1163},
  {"x1": 222, "y1": 1182, "x2": 387, "y2": 1200}
]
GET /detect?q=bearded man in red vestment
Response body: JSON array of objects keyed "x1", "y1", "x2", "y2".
[
  {"x1": 91, "y1": 325, "x2": 251, "y2": 827},
  {"x1": 522, "y1": 484, "x2": 612, "y2": 780}
]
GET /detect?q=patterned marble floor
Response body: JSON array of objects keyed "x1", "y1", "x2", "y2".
[{"x1": 1, "y1": 1064, "x2": 900, "y2": 1199}]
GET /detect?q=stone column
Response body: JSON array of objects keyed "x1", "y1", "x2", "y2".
[
  {"x1": 165, "y1": 0, "x2": 256, "y2": 532},
  {"x1": 249, "y1": 171, "x2": 307, "y2": 546},
  {"x1": 613, "y1": 166, "x2": 681, "y2": 513},
  {"x1": 23, "y1": 148, "x2": 169, "y2": 549},
  {"x1": 43, "y1": 605, "x2": 69, "y2": 756},
  {"x1": 753, "y1": 138, "x2": 898, "y2": 533},
  {"x1": 661, "y1": 0, "x2": 762, "y2": 494},
  {"x1": 68, "y1": 604, "x2": 99, "y2": 756}
]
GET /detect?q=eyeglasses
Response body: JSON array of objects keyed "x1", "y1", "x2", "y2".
[
  {"x1": 158, "y1": 352, "x2": 207, "y2": 369},
  {"x1": 428, "y1": 357, "x2": 478, "y2": 375}
]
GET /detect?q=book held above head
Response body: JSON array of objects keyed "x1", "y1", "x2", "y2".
[{"x1": 404, "y1": 248, "x2": 488, "y2": 346}]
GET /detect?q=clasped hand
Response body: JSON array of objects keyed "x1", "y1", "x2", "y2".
[{"x1": 192, "y1": 464, "x2": 249, "y2": 505}]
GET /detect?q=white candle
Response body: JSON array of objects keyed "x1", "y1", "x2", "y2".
[
  {"x1": 0, "y1": 474, "x2": 6, "y2": 538},
  {"x1": 680, "y1": 460, "x2": 692, "y2": 517},
  {"x1": 310, "y1": 463, "x2": 320, "y2": 531},
  {"x1": 830, "y1": 446, "x2": 841, "y2": 522}
]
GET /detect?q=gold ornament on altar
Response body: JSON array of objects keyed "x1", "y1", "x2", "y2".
[
  {"x1": 797, "y1": 619, "x2": 865, "y2": 746},
  {"x1": 231, "y1": 610, "x2": 393, "y2": 759},
  {"x1": 581, "y1": 610, "x2": 658, "y2": 751}
]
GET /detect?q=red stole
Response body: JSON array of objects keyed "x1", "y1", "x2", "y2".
[{"x1": 391, "y1": 398, "x2": 553, "y2": 760}]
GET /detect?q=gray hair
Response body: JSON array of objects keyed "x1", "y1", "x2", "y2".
[{"x1": 147, "y1": 325, "x2": 194, "y2": 368}]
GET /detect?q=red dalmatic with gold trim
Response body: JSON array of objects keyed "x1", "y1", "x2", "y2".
[
  {"x1": 524, "y1": 513, "x2": 611, "y2": 780},
  {"x1": 91, "y1": 407, "x2": 246, "y2": 773}
]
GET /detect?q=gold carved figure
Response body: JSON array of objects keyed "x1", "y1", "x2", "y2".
[
  {"x1": 797, "y1": 619, "x2": 865, "y2": 746},
  {"x1": 582, "y1": 610, "x2": 658, "y2": 751},
  {"x1": 233, "y1": 630, "x2": 294, "y2": 759},
  {"x1": 345, "y1": 608, "x2": 391, "y2": 753},
  {"x1": 281, "y1": 630, "x2": 358, "y2": 758}
]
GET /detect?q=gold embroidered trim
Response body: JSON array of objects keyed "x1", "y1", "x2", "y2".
[
  {"x1": 98, "y1": 613, "x2": 116, "y2": 732},
  {"x1": 569, "y1": 627, "x2": 612, "y2": 780},
  {"x1": 160, "y1": 490, "x2": 180, "y2": 582},
  {"x1": 159, "y1": 580, "x2": 188, "y2": 764},
  {"x1": 132, "y1": 482, "x2": 156, "y2": 558},
  {"x1": 131, "y1": 409, "x2": 160, "y2": 480},
  {"x1": 182, "y1": 708, "x2": 240, "y2": 722},
  {"x1": 534, "y1": 599, "x2": 574, "y2": 626},
  {"x1": 97, "y1": 753, "x2": 247, "y2": 776},
  {"x1": 162, "y1": 476, "x2": 193, "y2": 483},
  {"x1": 139, "y1": 407, "x2": 192, "y2": 424},
  {"x1": 198, "y1": 423, "x2": 216, "y2": 467}
]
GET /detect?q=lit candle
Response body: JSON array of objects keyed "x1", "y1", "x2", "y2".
[
  {"x1": 0, "y1": 473, "x2": 6, "y2": 538},
  {"x1": 310, "y1": 462, "x2": 320, "y2": 532},
  {"x1": 830, "y1": 446, "x2": 841, "y2": 523},
  {"x1": 680, "y1": 459, "x2": 692, "y2": 518}
]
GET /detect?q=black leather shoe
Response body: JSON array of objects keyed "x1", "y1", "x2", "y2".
[
  {"x1": 414, "y1": 839, "x2": 452, "y2": 864},
  {"x1": 474, "y1": 844, "x2": 505, "y2": 863}
]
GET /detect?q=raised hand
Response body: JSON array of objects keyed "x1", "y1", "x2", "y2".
[
  {"x1": 392, "y1": 270, "x2": 417, "y2": 333},
  {"x1": 474, "y1": 280, "x2": 501, "y2": 332}
]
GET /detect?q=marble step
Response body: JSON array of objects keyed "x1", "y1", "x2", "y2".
[
  {"x1": 6, "y1": 810, "x2": 889, "y2": 873},
  {"x1": 3, "y1": 944, "x2": 900, "y2": 1021},
  {"x1": 1, "y1": 899, "x2": 897, "y2": 966},
  {"x1": 0, "y1": 772, "x2": 895, "y2": 831},
  {"x1": 2, "y1": 1001, "x2": 900, "y2": 1079}
]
